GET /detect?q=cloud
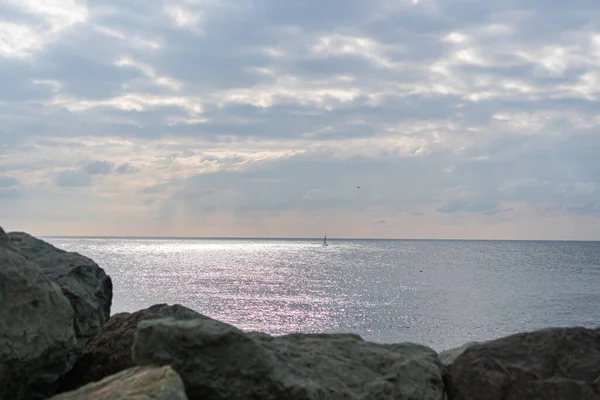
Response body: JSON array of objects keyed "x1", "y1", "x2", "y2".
[
  {"x1": 4, "y1": 0, "x2": 88, "y2": 31},
  {"x1": 311, "y1": 34, "x2": 398, "y2": 68},
  {"x1": 115, "y1": 57, "x2": 182, "y2": 91},
  {"x1": 0, "y1": 176, "x2": 21, "y2": 199},
  {"x1": 1, "y1": 0, "x2": 599, "y2": 238},
  {"x1": 0, "y1": 188, "x2": 21, "y2": 199},
  {"x1": 0, "y1": 0, "x2": 88, "y2": 58},
  {"x1": 54, "y1": 169, "x2": 91, "y2": 187},
  {"x1": 436, "y1": 201, "x2": 509, "y2": 215},
  {"x1": 302, "y1": 188, "x2": 327, "y2": 200},
  {"x1": 0, "y1": 22, "x2": 44, "y2": 58},
  {"x1": 567, "y1": 204, "x2": 600, "y2": 215},
  {"x1": 83, "y1": 160, "x2": 113, "y2": 175},
  {"x1": 52, "y1": 159, "x2": 135, "y2": 187},
  {"x1": 164, "y1": 5, "x2": 202, "y2": 32},
  {"x1": 0, "y1": 176, "x2": 19, "y2": 188},
  {"x1": 115, "y1": 163, "x2": 138, "y2": 174}
]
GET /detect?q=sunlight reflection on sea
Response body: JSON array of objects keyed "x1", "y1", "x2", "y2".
[{"x1": 46, "y1": 237, "x2": 600, "y2": 350}]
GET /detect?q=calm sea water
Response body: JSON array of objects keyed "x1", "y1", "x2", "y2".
[{"x1": 44, "y1": 237, "x2": 600, "y2": 351}]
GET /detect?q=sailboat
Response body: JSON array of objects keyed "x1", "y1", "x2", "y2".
[{"x1": 323, "y1": 235, "x2": 328, "y2": 246}]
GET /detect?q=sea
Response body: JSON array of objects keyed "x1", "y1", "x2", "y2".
[{"x1": 44, "y1": 237, "x2": 600, "y2": 351}]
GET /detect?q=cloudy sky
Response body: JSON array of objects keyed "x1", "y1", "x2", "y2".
[{"x1": 1, "y1": 0, "x2": 599, "y2": 239}]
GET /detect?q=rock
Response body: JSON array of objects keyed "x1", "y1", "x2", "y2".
[
  {"x1": 0, "y1": 225, "x2": 10, "y2": 248},
  {"x1": 48, "y1": 366, "x2": 188, "y2": 400},
  {"x1": 8, "y1": 232, "x2": 113, "y2": 353},
  {"x1": 133, "y1": 317, "x2": 444, "y2": 400},
  {"x1": 444, "y1": 327, "x2": 600, "y2": 400},
  {"x1": 0, "y1": 235, "x2": 77, "y2": 400},
  {"x1": 58, "y1": 303, "x2": 204, "y2": 392},
  {"x1": 438, "y1": 341, "x2": 480, "y2": 366}
]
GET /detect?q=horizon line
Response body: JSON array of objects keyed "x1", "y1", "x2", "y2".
[{"x1": 36, "y1": 235, "x2": 600, "y2": 242}]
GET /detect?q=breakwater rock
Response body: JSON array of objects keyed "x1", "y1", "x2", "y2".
[
  {"x1": 0, "y1": 227, "x2": 112, "y2": 399},
  {"x1": 49, "y1": 366, "x2": 187, "y2": 400},
  {"x1": 58, "y1": 303, "x2": 204, "y2": 392},
  {"x1": 132, "y1": 317, "x2": 444, "y2": 399},
  {"x1": 442, "y1": 327, "x2": 600, "y2": 400}
]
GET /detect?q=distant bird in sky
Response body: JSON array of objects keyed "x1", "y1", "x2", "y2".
[{"x1": 357, "y1": 186, "x2": 360, "y2": 188}]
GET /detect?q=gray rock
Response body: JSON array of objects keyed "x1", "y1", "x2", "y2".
[
  {"x1": 133, "y1": 317, "x2": 444, "y2": 400},
  {"x1": 58, "y1": 303, "x2": 204, "y2": 391},
  {"x1": 438, "y1": 341, "x2": 480, "y2": 366},
  {"x1": 8, "y1": 232, "x2": 112, "y2": 353},
  {"x1": 0, "y1": 239, "x2": 77, "y2": 400},
  {"x1": 444, "y1": 327, "x2": 600, "y2": 400},
  {"x1": 0, "y1": 225, "x2": 10, "y2": 248},
  {"x1": 49, "y1": 366, "x2": 188, "y2": 400}
]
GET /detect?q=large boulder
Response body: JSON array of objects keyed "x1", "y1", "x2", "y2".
[
  {"x1": 444, "y1": 327, "x2": 600, "y2": 400},
  {"x1": 58, "y1": 304, "x2": 204, "y2": 392},
  {"x1": 0, "y1": 229, "x2": 77, "y2": 399},
  {"x1": 49, "y1": 366, "x2": 188, "y2": 400},
  {"x1": 133, "y1": 317, "x2": 445, "y2": 400},
  {"x1": 8, "y1": 232, "x2": 112, "y2": 353}
]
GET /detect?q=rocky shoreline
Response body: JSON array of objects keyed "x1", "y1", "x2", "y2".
[{"x1": 1, "y1": 226, "x2": 598, "y2": 399}]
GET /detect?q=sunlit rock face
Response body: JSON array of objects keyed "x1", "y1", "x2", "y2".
[{"x1": 49, "y1": 366, "x2": 188, "y2": 400}]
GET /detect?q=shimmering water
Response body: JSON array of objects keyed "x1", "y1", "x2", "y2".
[{"x1": 44, "y1": 237, "x2": 600, "y2": 351}]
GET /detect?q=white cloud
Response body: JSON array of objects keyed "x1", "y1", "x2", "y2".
[
  {"x1": 518, "y1": 45, "x2": 570, "y2": 75},
  {"x1": 492, "y1": 112, "x2": 550, "y2": 133},
  {"x1": 257, "y1": 46, "x2": 286, "y2": 59},
  {"x1": 2, "y1": 0, "x2": 88, "y2": 31},
  {"x1": 0, "y1": 22, "x2": 44, "y2": 58},
  {"x1": 443, "y1": 32, "x2": 469, "y2": 44},
  {"x1": 32, "y1": 79, "x2": 61, "y2": 93},
  {"x1": 311, "y1": 34, "x2": 398, "y2": 68},
  {"x1": 116, "y1": 57, "x2": 182, "y2": 91},
  {"x1": 93, "y1": 25, "x2": 162, "y2": 50},
  {"x1": 164, "y1": 5, "x2": 202, "y2": 32},
  {"x1": 564, "y1": 71, "x2": 600, "y2": 100},
  {"x1": 51, "y1": 94, "x2": 203, "y2": 116},
  {"x1": 0, "y1": 0, "x2": 87, "y2": 58},
  {"x1": 214, "y1": 74, "x2": 362, "y2": 109},
  {"x1": 165, "y1": 116, "x2": 209, "y2": 126}
]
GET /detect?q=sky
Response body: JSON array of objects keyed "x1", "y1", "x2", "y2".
[{"x1": 1, "y1": 0, "x2": 599, "y2": 240}]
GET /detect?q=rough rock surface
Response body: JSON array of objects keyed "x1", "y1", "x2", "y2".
[
  {"x1": 438, "y1": 341, "x2": 480, "y2": 366},
  {"x1": 8, "y1": 232, "x2": 113, "y2": 353},
  {"x1": 0, "y1": 228, "x2": 77, "y2": 400},
  {"x1": 49, "y1": 366, "x2": 188, "y2": 400},
  {"x1": 58, "y1": 303, "x2": 203, "y2": 392},
  {"x1": 444, "y1": 327, "x2": 600, "y2": 400},
  {"x1": 133, "y1": 317, "x2": 444, "y2": 400}
]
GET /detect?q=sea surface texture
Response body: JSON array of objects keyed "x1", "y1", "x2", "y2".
[{"x1": 45, "y1": 237, "x2": 600, "y2": 350}]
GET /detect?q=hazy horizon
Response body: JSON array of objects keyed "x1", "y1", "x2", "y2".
[
  {"x1": 1, "y1": 0, "x2": 599, "y2": 240},
  {"x1": 19, "y1": 233, "x2": 600, "y2": 242}
]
